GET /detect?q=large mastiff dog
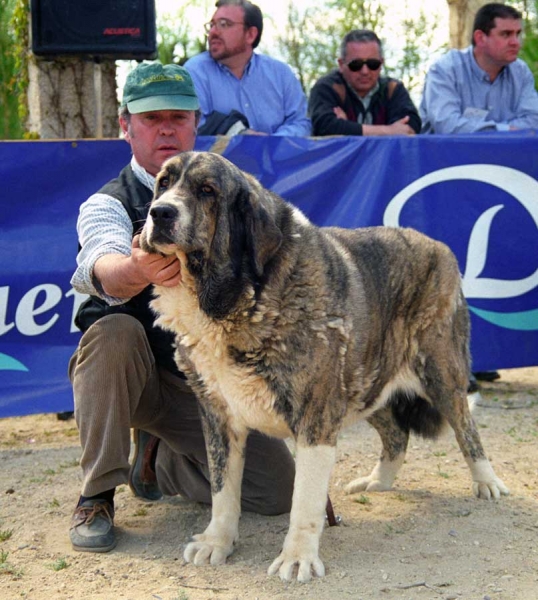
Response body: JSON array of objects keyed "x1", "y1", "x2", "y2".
[{"x1": 140, "y1": 151, "x2": 509, "y2": 582}]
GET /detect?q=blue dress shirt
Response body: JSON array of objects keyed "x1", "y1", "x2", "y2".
[
  {"x1": 420, "y1": 46, "x2": 538, "y2": 133},
  {"x1": 184, "y1": 51, "x2": 311, "y2": 136}
]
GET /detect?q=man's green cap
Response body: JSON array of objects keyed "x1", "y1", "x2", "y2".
[{"x1": 121, "y1": 62, "x2": 199, "y2": 114}]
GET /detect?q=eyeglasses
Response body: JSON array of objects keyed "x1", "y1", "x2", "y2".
[
  {"x1": 204, "y1": 18, "x2": 245, "y2": 34},
  {"x1": 346, "y1": 58, "x2": 382, "y2": 72}
]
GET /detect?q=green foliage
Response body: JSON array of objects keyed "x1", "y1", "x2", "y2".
[
  {"x1": 328, "y1": 0, "x2": 386, "y2": 35},
  {"x1": 0, "y1": 0, "x2": 25, "y2": 139},
  {"x1": 276, "y1": 0, "x2": 444, "y2": 96},
  {"x1": 389, "y1": 9, "x2": 444, "y2": 94},
  {"x1": 0, "y1": 550, "x2": 23, "y2": 578},
  {"x1": 157, "y1": 1, "x2": 210, "y2": 65},
  {"x1": 508, "y1": 0, "x2": 538, "y2": 87},
  {"x1": 276, "y1": 3, "x2": 341, "y2": 94},
  {"x1": 0, "y1": 529, "x2": 13, "y2": 542},
  {"x1": 48, "y1": 557, "x2": 69, "y2": 571}
]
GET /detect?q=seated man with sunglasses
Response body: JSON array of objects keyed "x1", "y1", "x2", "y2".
[
  {"x1": 309, "y1": 29, "x2": 421, "y2": 136},
  {"x1": 184, "y1": 0, "x2": 311, "y2": 136}
]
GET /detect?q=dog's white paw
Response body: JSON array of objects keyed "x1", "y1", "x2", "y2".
[
  {"x1": 345, "y1": 476, "x2": 392, "y2": 494},
  {"x1": 267, "y1": 549, "x2": 325, "y2": 583},
  {"x1": 183, "y1": 533, "x2": 234, "y2": 566},
  {"x1": 472, "y1": 477, "x2": 510, "y2": 500}
]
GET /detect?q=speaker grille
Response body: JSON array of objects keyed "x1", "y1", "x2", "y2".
[{"x1": 31, "y1": 0, "x2": 157, "y2": 58}]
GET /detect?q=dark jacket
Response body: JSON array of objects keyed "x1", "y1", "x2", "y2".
[
  {"x1": 75, "y1": 165, "x2": 182, "y2": 376},
  {"x1": 308, "y1": 70, "x2": 421, "y2": 136}
]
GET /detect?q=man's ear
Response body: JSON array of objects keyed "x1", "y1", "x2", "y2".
[
  {"x1": 119, "y1": 115, "x2": 130, "y2": 141},
  {"x1": 245, "y1": 25, "x2": 258, "y2": 47},
  {"x1": 473, "y1": 29, "x2": 485, "y2": 47}
]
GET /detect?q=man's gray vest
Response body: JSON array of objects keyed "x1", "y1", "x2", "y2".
[{"x1": 75, "y1": 165, "x2": 181, "y2": 376}]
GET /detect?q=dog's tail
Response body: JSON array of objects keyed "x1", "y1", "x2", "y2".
[{"x1": 389, "y1": 391, "x2": 445, "y2": 439}]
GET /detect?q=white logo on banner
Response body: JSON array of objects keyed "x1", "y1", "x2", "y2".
[{"x1": 383, "y1": 164, "x2": 538, "y2": 299}]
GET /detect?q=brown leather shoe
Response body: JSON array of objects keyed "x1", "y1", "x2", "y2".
[
  {"x1": 70, "y1": 499, "x2": 116, "y2": 553},
  {"x1": 128, "y1": 429, "x2": 163, "y2": 501}
]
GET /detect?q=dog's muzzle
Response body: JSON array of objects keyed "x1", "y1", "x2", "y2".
[
  {"x1": 147, "y1": 203, "x2": 178, "y2": 245},
  {"x1": 150, "y1": 203, "x2": 178, "y2": 230}
]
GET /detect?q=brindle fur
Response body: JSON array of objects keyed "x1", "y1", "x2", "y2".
[{"x1": 140, "y1": 151, "x2": 508, "y2": 583}]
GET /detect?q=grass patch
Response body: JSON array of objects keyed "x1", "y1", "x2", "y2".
[
  {"x1": 28, "y1": 477, "x2": 46, "y2": 484},
  {"x1": 48, "y1": 557, "x2": 69, "y2": 571},
  {"x1": 0, "y1": 529, "x2": 13, "y2": 542},
  {"x1": 0, "y1": 550, "x2": 23, "y2": 579},
  {"x1": 437, "y1": 464, "x2": 450, "y2": 479}
]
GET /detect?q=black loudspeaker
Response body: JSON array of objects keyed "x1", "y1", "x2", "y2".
[{"x1": 31, "y1": 0, "x2": 157, "y2": 58}]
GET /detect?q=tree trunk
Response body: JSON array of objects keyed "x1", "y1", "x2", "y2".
[
  {"x1": 27, "y1": 57, "x2": 118, "y2": 139},
  {"x1": 447, "y1": 0, "x2": 490, "y2": 49}
]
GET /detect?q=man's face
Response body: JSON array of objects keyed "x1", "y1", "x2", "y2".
[
  {"x1": 206, "y1": 5, "x2": 255, "y2": 62},
  {"x1": 476, "y1": 17, "x2": 522, "y2": 66},
  {"x1": 120, "y1": 110, "x2": 197, "y2": 176},
  {"x1": 338, "y1": 41, "x2": 383, "y2": 98}
]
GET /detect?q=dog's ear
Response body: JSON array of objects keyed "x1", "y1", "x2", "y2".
[{"x1": 244, "y1": 189, "x2": 283, "y2": 278}]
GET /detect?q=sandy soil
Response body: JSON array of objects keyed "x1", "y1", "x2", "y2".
[{"x1": 1, "y1": 368, "x2": 537, "y2": 600}]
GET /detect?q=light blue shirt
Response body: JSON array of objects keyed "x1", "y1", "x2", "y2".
[
  {"x1": 184, "y1": 51, "x2": 311, "y2": 136},
  {"x1": 420, "y1": 46, "x2": 538, "y2": 133}
]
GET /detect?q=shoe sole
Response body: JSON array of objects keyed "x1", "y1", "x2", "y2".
[
  {"x1": 71, "y1": 539, "x2": 118, "y2": 553},
  {"x1": 129, "y1": 431, "x2": 163, "y2": 501}
]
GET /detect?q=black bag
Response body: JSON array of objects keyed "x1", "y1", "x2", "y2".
[{"x1": 198, "y1": 110, "x2": 249, "y2": 135}]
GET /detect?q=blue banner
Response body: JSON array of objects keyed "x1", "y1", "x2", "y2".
[{"x1": 1, "y1": 134, "x2": 537, "y2": 417}]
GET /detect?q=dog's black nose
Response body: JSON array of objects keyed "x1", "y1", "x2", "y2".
[{"x1": 150, "y1": 204, "x2": 178, "y2": 226}]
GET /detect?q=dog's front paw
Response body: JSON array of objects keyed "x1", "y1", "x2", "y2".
[
  {"x1": 183, "y1": 533, "x2": 234, "y2": 566},
  {"x1": 267, "y1": 548, "x2": 325, "y2": 583},
  {"x1": 345, "y1": 476, "x2": 392, "y2": 494},
  {"x1": 472, "y1": 476, "x2": 510, "y2": 500}
]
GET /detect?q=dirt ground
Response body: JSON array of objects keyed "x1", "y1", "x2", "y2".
[{"x1": 1, "y1": 368, "x2": 537, "y2": 600}]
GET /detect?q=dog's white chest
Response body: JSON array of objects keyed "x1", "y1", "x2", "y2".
[
  {"x1": 153, "y1": 286, "x2": 291, "y2": 438},
  {"x1": 191, "y1": 339, "x2": 291, "y2": 438}
]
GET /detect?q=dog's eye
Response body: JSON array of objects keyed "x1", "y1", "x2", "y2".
[
  {"x1": 159, "y1": 177, "x2": 170, "y2": 191},
  {"x1": 200, "y1": 184, "x2": 215, "y2": 197}
]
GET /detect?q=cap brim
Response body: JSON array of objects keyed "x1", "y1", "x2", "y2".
[{"x1": 127, "y1": 95, "x2": 200, "y2": 114}]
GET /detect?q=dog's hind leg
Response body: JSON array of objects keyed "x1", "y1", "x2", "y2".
[
  {"x1": 419, "y1": 353, "x2": 509, "y2": 500},
  {"x1": 437, "y1": 388, "x2": 509, "y2": 500},
  {"x1": 345, "y1": 405, "x2": 409, "y2": 494}
]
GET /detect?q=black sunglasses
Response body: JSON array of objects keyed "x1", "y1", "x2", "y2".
[{"x1": 346, "y1": 58, "x2": 382, "y2": 72}]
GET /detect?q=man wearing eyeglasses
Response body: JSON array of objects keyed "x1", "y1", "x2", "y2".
[
  {"x1": 309, "y1": 30, "x2": 421, "y2": 136},
  {"x1": 184, "y1": 0, "x2": 311, "y2": 136}
]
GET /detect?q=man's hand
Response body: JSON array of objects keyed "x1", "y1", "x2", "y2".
[
  {"x1": 333, "y1": 106, "x2": 348, "y2": 120},
  {"x1": 93, "y1": 235, "x2": 182, "y2": 299},
  {"x1": 386, "y1": 116, "x2": 415, "y2": 135},
  {"x1": 242, "y1": 128, "x2": 269, "y2": 136},
  {"x1": 131, "y1": 235, "x2": 182, "y2": 287},
  {"x1": 363, "y1": 116, "x2": 416, "y2": 136}
]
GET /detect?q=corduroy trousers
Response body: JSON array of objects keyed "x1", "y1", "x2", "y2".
[{"x1": 68, "y1": 314, "x2": 295, "y2": 515}]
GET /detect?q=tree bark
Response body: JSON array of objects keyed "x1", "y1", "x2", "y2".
[
  {"x1": 27, "y1": 57, "x2": 118, "y2": 139},
  {"x1": 447, "y1": 0, "x2": 490, "y2": 49}
]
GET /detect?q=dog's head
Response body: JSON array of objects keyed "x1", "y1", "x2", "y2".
[{"x1": 140, "y1": 151, "x2": 286, "y2": 318}]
